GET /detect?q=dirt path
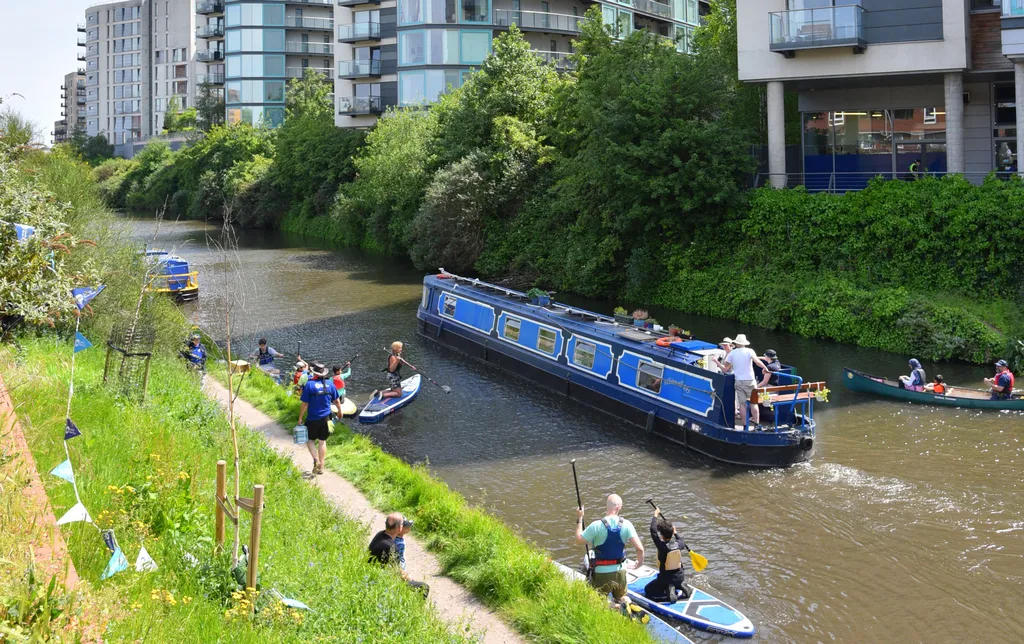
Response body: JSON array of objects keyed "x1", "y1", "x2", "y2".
[{"x1": 204, "y1": 380, "x2": 524, "y2": 644}]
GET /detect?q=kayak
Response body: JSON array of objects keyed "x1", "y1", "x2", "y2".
[
  {"x1": 842, "y1": 367, "x2": 1024, "y2": 410},
  {"x1": 625, "y1": 561, "x2": 755, "y2": 638},
  {"x1": 332, "y1": 397, "x2": 358, "y2": 418},
  {"x1": 552, "y1": 561, "x2": 694, "y2": 644},
  {"x1": 358, "y1": 375, "x2": 421, "y2": 423}
]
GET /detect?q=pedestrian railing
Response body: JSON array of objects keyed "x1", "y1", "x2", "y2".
[{"x1": 756, "y1": 171, "x2": 1020, "y2": 192}]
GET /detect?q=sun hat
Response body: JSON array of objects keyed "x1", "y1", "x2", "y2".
[
  {"x1": 720, "y1": 337, "x2": 734, "y2": 345},
  {"x1": 311, "y1": 362, "x2": 329, "y2": 377},
  {"x1": 733, "y1": 334, "x2": 751, "y2": 346}
]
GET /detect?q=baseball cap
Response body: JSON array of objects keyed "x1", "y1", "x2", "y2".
[{"x1": 996, "y1": 359, "x2": 1008, "y2": 367}]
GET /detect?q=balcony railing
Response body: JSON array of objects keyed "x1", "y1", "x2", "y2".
[
  {"x1": 77, "y1": 23, "x2": 86, "y2": 32},
  {"x1": 493, "y1": 9, "x2": 584, "y2": 34},
  {"x1": 78, "y1": 37, "x2": 87, "y2": 46},
  {"x1": 337, "y1": 59, "x2": 381, "y2": 77},
  {"x1": 285, "y1": 16, "x2": 334, "y2": 30},
  {"x1": 338, "y1": 0, "x2": 382, "y2": 6},
  {"x1": 77, "y1": 67, "x2": 86, "y2": 74},
  {"x1": 338, "y1": 95, "x2": 383, "y2": 114},
  {"x1": 78, "y1": 54, "x2": 86, "y2": 61},
  {"x1": 1005, "y1": 0, "x2": 1024, "y2": 17},
  {"x1": 627, "y1": 0, "x2": 672, "y2": 19},
  {"x1": 338, "y1": 22, "x2": 381, "y2": 41},
  {"x1": 288, "y1": 0, "x2": 333, "y2": 4},
  {"x1": 196, "y1": 49, "x2": 225, "y2": 62},
  {"x1": 196, "y1": 24, "x2": 225, "y2": 38},
  {"x1": 769, "y1": 5, "x2": 866, "y2": 55},
  {"x1": 198, "y1": 73, "x2": 226, "y2": 85},
  {"x1": 286, "y1": 66, "x2": 333, "y2": 78},
  {"x1": 77, "y1": 80, "x2": 86, "y2": 89},
  {"x1": 284, "y1": 41, "x2": 333, "y2": 54},
  {"x1": 532, "y1": 49, "x2": 575, "y2": 72},
  {"x1": 196, "y1": 0, "x2": 225, "y2": 14},
  {"x1": 77, "y1": 98, "x2": 86, "y2": 105}
]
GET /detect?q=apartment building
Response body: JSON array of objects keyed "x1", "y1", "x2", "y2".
[
  {"x1": 334, "y1": 0, "x2": 709, "y2": 127},
  {"x1": 53, "y1": 70, "x2": 88, "y2": 145},
  {"x1": 738, "y1": 0, "x2": 1024, "y2": 191}
]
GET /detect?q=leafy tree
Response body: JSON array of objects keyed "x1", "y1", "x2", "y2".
[
  {"x1": 67, "y1": 129, "x2": 114, "y2": 164},
  {"x1": 195, "y1": 82, "x2": 225, "y2": 131},
  {"x1": 162, "y1": 96, "x2": 198, "y2": 134},
  {"x1": 285, "y1": 68, "x2": 333, "y2": 121},
  {"x1": 0, "y1": 107, "x2": 39, "y2": 152}
]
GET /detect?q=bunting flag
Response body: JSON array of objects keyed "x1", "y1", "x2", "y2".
[
  {"x1": 71, "y1": 285, "x2": 105, "y2": 311},
  {"x1": 73, "y1": 332, "x2": 92, "y2": 353},
  {"x1": 100, "y1": 547, "x2": 129, "y2": 580},
  {"x1": 135, "y1": 545, "x2": 157, "y2": 572},
  {"x1": 55, "y1": 502, "x2": 92, "y2": 525},
  {"x1": 270, "y1": 589, "x2": 311, "y2": 611},
  {"x1": 102, "y1": 529, "x2": 119, "y2": 553},
  {"x1": 14, "y1": 223, "x2": 36, "y2": 242},
  {"x1": 64, "y1": 418, "x2": 81, "y2": 441},
  {"x1": 49, "y1": 459, "x2": 75, "y2": 484}
]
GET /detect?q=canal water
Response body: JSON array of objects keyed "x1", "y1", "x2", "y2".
[{"x1": 136, "y1": 218, "x2": 1024, "y2": 642}]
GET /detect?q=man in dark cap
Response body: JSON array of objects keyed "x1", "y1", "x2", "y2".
[
  {"x1": 758, "y1": 349, "x2": 782, "y2": 387},
  {"x1": 985, "y1": 360, "x2": 1015, "y2": 400}
]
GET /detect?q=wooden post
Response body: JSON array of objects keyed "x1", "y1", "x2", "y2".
[
  {"x1": 141, "y1": 355, "x2": 152, "y2": 402},
  {"x1": 102, "y1": 345, "x2": 113, "y2": 383},
  {"x1": 246, "y1": 484, "x2": 265, "y2": 598},
  {"x1": 215, "y1": 460, "x2": 226, "y2": 551}
]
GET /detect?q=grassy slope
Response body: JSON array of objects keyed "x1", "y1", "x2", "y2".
[
  {"x1": 221, "y1": 368, "x2": 654, "y2": 644},
  {"x1": 1, "y1": 337, "x2": 466, "y2": 643}
]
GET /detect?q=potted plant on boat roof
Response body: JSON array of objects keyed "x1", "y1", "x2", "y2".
[
  {"x1": 648, "y1": 317, "x2": 660, "y2": 331},
  {"x1": 632, "y1": 309, "x2": 648, "y2": 327},
  {"x1": 526, "y1": 287, "x2": 551, "y2": 306},
  {"x1": 613, "y1": 306, "x2": 632, "y2": 325}
]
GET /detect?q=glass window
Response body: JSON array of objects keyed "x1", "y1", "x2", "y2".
[
  {"x1": 537, "y1": 328, "x2": 557, "y2": 355},
  {"x1": 616, "y1": 10, "x2": 632, "y2": 38},
  {"x1": 461, "y1": 0, "x2": 488, "y2": 22},
  {"x1": 241, "y1": 54, "x2": 263, "y2": 76},
  {"x1": 227, "y1": 30, "x2": 241, "y2": 51},
  {"x1": 400, "y1": 31, "x2": 425, "y2": 65},
  {"x1": 400, "y1": 0, "x2": 423, "y2": 24},
  {"x1": 637, "y1": 363, "x2": 663, "y2": 394},
  {"x1": 431, "y1": 30, "x2": 460, "y2": 64},
  {"x1": 995, "y1": 84, "x2": 1015, "y2": 126},
  {"x1": 264, "y1": 4, "x2": 284, "y2": 25},
  {"x1": 461, "y1": 31, "x2": 490, "y2": 64},
  {"x1": 226, "y1": 81, "x2": 241, "y2": 103},
  {"x1": 442, "y1": 295, "x2": 456, "y2": 316},
  {"x1": 996, "y1": 141, "x2": 1017, "y2": 172},
  {"x1": 574, "y1": 341, "x2": 596, "y2": 369},
  {"x1": 504, "y1": 317, "x2": 521, "y2": 341},
  {"x1": 264, "y1": 55, "x2": 285, "y2": 76},
  {"x1": 241, "y1": 29, "x2": 262, "y2": 50},
  {"x1": 227, "y1": 4, "x2": 241, "y2": 26},
  {"x1": 421, "y1": 285, "x2": 430, "y2": 309},
  {"x1": 602, "y1": 5, "x2": 616, "y2": 29},
  {"x1": 686, "y1": 0, "x2": 698, "y2": 23},
  {"x1": 264, "y1": 29, "x2": 285, "y2": 51},
  {"x1": 226, "y1": 54, "x2": 241, "y2": 78},
  {"x1": 264, "y1": 107, "x2": 285, "y2": 127},
  {"x1": 265, "y1": 81, "x2": 284, "y2": 102}
]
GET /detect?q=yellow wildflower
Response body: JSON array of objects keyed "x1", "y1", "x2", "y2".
[
  {"x1": 182, "y1": 596, "x2": 192, "y2": 605},
  {"x1": 178, "y1": 471, "x2": 189, "y2": 481},
  {"x1": 125, "y1": 486, "x2": 136, "y2": 494}
]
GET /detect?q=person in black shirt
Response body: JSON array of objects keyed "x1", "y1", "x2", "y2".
[
  {"x1": 643, "y1": 507, "x2": 690, "y2": 603},
  {"x1": 368, "y1": 512, "x2": 429, "y2": 597}
]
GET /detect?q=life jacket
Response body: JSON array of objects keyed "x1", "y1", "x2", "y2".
[
  {"x1": 933, "y1": 383, "x2": 945, "y2": 394},
  {"x1": 189, "y1": 343, "x2": 205, "y2": 364},
  {"x1": 999, "y1": 371, "x2": 1015, "y2": 398},
  {"x1": 333, "y1": 375, "x2": 345, "y2": 390},
  {"x1": 663, "y1": 546, "x2": 683, "y2": 572},
  {"x1": 257, "y1": 346, "x2": 274, "y2": 366},
  {"x1": 592, "y1": 518, "x2": 627, "y2": 567},
  {"x1": 384, "y1": 354, "x2": 401, "y2": 377}
]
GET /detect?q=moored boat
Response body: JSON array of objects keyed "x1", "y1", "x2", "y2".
[
  {"x1": 842, "y1": 367, "x2": 1024, "y2": 410},
  {"x1": 415, "y1": 271, "x2": 826, "y2": 467},
  {"x1": 143, "y1": 249, "x2": 199, "y2": 302}
]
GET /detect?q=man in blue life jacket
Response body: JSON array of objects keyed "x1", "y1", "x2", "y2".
[
  {"x1": 298, "y1": 362, "x2": 339, "y2": 476},
  {"x1": 180, "y1": 333, "x2": 207, "y2": 371},
  {"x1": 249, "y1": 338, "x2": 284, "y2": 382},
  {"x1": 985, "y1": 359, "x2": 1015, "y2": 400},
  {"x1": 575, "y1": 493, "x2": 645, "y2": 605}
]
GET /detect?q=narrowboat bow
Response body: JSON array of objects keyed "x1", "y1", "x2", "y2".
[
  {"x1": 143, "y1": 249, "x2": 199, "y2": 302},
  {"x1": 416, "y1": 272, "x2": 824, "y2": 468},
  {"x1": 842, "y1": 367, "x2": 1024, "y2": 410}
]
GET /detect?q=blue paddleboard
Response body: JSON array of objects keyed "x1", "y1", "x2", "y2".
[{"x1": 358, "y1": 375, "x2": 421, "y2": 423}]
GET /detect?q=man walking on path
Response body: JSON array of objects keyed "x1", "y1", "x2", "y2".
[
  {"x1": 298, "y1": 362, "x2": 339, "y2": 475},
  {"x1": 575, "y1": 494, "x2": 644, "y2": 604},
  {"x1": 712, "y1": 333, "x2": 769, "y2": 428},
  {"x1": 369, "y1": 512, "x2": 429, "y2": 597}
]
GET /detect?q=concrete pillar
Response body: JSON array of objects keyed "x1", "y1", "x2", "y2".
[
  {"x1": 767, "y1": 81, "x2": 786, "y2": 189},
  {"x1": 1016, "y1": 61, "x2": 1024, "y2": 176},
  {"x1": 943, "y1": 72, "x2": 965, "y2": 175}
]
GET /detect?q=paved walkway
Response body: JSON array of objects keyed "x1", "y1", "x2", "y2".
[{"x1": 204, "y1": 380, "x2": 523, "y2": 644}]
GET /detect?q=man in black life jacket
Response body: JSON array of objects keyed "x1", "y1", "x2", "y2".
[
  {"x1": 644, "y1": 506, "x2": 690, "y2": 603},
  {"x1": 575, "y1": 493, "x2": 644, "y2": 604}
]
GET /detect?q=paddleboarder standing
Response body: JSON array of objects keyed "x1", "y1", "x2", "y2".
[{"x1": 575, "y1": 493, "x2": 644, "y2": 604}]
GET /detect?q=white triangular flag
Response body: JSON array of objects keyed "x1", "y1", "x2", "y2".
[
  {"x1": 55, "y1": 502, "x2": 92, "y2": 525},
  {"x1": 135, "y1": 545, "x2": 157, "y2": 572}
]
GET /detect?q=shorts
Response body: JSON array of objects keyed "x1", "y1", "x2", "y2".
[
  {"x1": 735, "y1": 379, "x2": 756, "y2": 402},
  {"x1": 590, "y1": 569, "x2": 627, "y2": 600},
  {"x1": 306, "y1": 417, "x2": 330, "y2": 441},
  {"x1": 387, "y1": 372, "x2": 402, "y2": 389}
]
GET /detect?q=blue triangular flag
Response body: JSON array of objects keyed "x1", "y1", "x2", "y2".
[
  {"x1": 71, "y1": 285, "x2": 105, "y2": 311},
  {"x1": 64, "y1": 418, "x2": 81, "y2": 440},
  {"x1": 74, "y1": 332, "x2": 92, "y2": 353},
  {"x1": 49, "y1": 459, "x2": 75, "y2": 484},
  {"x1": 101, "y1": 547, "x2": 128, "y2": 580},
  {"x1": 14, "y1": 223, "x2": 35, "y2": 242}
]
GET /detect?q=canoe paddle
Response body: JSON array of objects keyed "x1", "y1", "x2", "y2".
[{"x1": 646, "y1": 498, "x2": 708, "y2": 572}]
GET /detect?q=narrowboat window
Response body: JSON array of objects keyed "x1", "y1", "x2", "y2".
[
  {"x1": 421, "y1": 285, "x2": 430, "y2": 309},
  {"x1": 637, "y1": 363, "x2": 664, "y2": 394},
  {"x1": 504, "y1": 317, "x2": 521, "y2": 341},
  {"x1": 574, "y1": 341, "x2": 596, "y2": 369},
  {"x1": 537, "y1": 328, "x2": 557, "y2": 354},
  {"x1": 442, "y1": 295, "x2": 456, "y2": 317}
]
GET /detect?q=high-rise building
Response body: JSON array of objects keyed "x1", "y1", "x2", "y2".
[
  {"x1": 84, "y1": 1, "x2": 151, "y2": 145},
  {"x1": 333, "y1": 0, "x2": 709, "y2": 128},
  {"x1": 53, "y1": 69, "x2": 88, "y2": 146}
]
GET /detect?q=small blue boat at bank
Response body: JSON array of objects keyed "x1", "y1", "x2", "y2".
[
  {"x1": 416, "y1": 272, "x2": 824, "y2": 467},
  {"x1": 143, "y1": 249, "x2": 199, "y2": 302}
]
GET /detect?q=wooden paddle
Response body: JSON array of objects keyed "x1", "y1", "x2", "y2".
[{"x1": 647, "y1": 499, "x2": 708, "y2": 572}]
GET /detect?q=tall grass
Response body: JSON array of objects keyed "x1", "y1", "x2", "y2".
[{"x1": 224, "y1": 369, "x2": 654, "y2": 643}]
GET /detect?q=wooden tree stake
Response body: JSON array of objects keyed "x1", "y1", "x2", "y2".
[{"x1": 215, "y1": 460, "x2": 226, "y2": 551}]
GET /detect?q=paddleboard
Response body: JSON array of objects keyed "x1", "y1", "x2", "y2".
[
  {"x1": 553, "y1": 561, "x2": 694, "y2": 644},
  {"x1": 358, "y1": 375, "x2": 421, "y2": 424},
  {"x1": 625, "y1": 561, "x2": 755, "y2": 638}
]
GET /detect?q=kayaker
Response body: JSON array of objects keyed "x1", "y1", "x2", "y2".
[
  {"x1": 575, "y1": 493, "x2": 645, "y2": 605},
  {"x1": 758, "y1": 349, "x2": 782, "y2": 387},
  {"x1": 368, "y1": 513, "x2": 429, "y2": 597},
  {"x1": 332, "y1": 363, "x2": 351, "y2": 399},
  {"x1": 180, "y1": 333, "x2": 207, "y2": 371},
  {"x1": 924, "y1": 375, "x2": 947, "y2": 395},
  {"x1": 984, "y1": 360, "x2": 1014, "y2": 400},
  {"x1": 293, "y1": 361, "x2": 310, "y2": 389},
  {"x1": 375, "y1": 342, "x2": 415, "y2": 401},
  {"x1": 711, "y1": 334, "x2": 769, "y2": 428},
  {"x1": 298, "y1": 362, "x2": 339, "y2": 476},
  {"x1": 644, "y1": 506, "x2": 689, "y2": 603},
  {"x1": 250, "y1": 338, "x2": 284, "y2": 370},
  {"x1": 899, "y1": 359, "x2": 926, "y2": 392}
]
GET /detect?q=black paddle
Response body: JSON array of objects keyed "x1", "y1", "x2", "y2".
[
  {"x1": 646, "y1": 498, "x2": 707, "y2": 571},
  {"x1": 384, "y1": 348, "x2": 451, "y2": 394},
  {"x1": 570, "y1": 459, "x2": 591, "y2": 574}
]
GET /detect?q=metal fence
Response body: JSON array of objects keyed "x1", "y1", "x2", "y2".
[{"x1": 755, "y1": 171, "x2": 1020, "y2": 193}]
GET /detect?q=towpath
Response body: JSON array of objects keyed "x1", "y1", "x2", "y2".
[{"x1": 204, "y1": 380, "x2": 524, "y2": 644}]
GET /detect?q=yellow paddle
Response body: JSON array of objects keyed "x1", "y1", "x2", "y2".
[{"x1": 647, "y1": 499, "x2": 708, "y2": 572}]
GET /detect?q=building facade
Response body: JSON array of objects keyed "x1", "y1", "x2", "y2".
[
  {"x1": 738, "y1": 0, "x2": 1024, "y2": 191},
  {"x1": 53, "y1": 70, "x2": 88, "y2": 145},
  {"x1": 334, "y1": 0, "x2": 708, "y2": 127}
]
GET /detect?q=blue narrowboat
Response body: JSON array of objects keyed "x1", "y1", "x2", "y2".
[
  {"x1": 416, "y1": 272, "x2": 823, "y2": 468},
  {"x1": 143, "y1": 249, "x2": 199, "y2": 302}
]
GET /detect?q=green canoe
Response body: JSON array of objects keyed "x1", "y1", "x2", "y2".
[{"x1": 842, "y1": 367, "x2": 1024, "y2": 410}]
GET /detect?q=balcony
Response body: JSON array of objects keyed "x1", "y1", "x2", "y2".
[
  {"x1": 198, "y1": 73, "x2": 226, "y2": 85},
  {"x1": 285, "y1": 16, "x2": 334, "y2": 30},
  {"x1": 196, "y1": 0, "x2": 224, "y2": 14},
  {"x1": 628, "y1": 0, "x2": 672, "y2": 20},
  {"x1": 77, "y1": 67, "x2": 86, "y2": 74},
  {"x1": 337, "y1": 22, "x2": 381, "y2": 42},
  {"x1": 338, "y1": 95, "x2": 383, "y2": 115},
  {"x1": 196, "y1": 49, "x2": 225, "y2": 62},
  {"x1": 77, "y1": 23, "x2": 86, "y2": 33},
  {"x1": 287, "y1": 66, "x2": 333, "y2": 78},
  {"x1": 77, "y1": 81, "x2": 86, "y2": 89},
  {"x1": 533, "y1": 49, "x2": 574, "y2": 72},
  {"x1": 769, "y1": 5, "x2": 866, "y2": 57},
  {"x1": 288, "y1": 0, "x2": 333, "y2": 4},
  {"x1": 77, "y1": 98, "x2": 86, "y2": 106},
  {"x1": 77, "y1": 37, "x2": 87, "y2": 46},
  {"x1": 338, "y1": 0, "x2": 381, "y2": 6},
  {"x1": 196, "y1": 24, "x2": 226, "y2": 38},
  {"x1": 285, "y1": 41, "x2": 334, "y2": 54},
  {"x1": 338, "y1": 59, "x2": 381, "y2": 78},
  {"x1": 493, "y1": 9, "x2": 583, "y2": 34},
  {"x1": 78, "y1": 53, "x2": 86, "y2": 61}
]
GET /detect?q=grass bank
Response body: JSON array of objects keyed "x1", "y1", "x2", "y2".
[
  {"x1": 218, "y1": 368, "x2": 653, "y2": 643},
  {"x1": 1, "y1": 338, "x2": 468, "y2": 642}
]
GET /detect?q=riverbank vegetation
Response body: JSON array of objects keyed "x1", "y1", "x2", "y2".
[{"x1": 89, "y1": 4, "x2": 1023, "y2": 365}]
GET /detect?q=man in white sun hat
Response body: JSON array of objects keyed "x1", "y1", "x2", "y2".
[{"x1": 712, "y1": 334, "x2": 769, "y2": 429}]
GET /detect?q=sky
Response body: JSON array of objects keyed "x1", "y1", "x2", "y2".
[{"x1": 0, "y1": 0, "x2": 95, "y2": 144}]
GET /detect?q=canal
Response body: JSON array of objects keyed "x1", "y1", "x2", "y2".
[{"x1": 135, "y1": 218, "x2": 1024, "y2": 642}]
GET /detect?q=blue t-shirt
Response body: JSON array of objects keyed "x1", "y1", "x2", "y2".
[
  {"x1": 300, "y1": 378, "x2": 339, "y2": 421},
  {"x1": 394, "y1": 536, "x2": 406, "y2": 570},
  {"x1": 582, "y1": 516, "x2": 637, "y2": 574}
]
